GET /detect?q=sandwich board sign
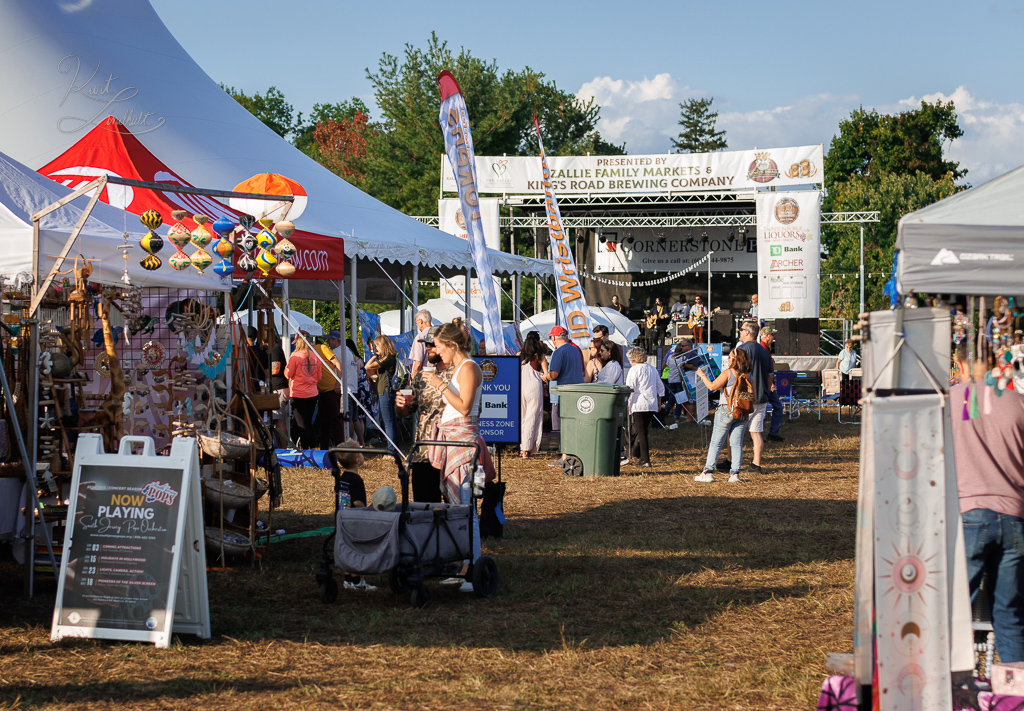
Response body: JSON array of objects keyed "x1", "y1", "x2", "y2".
[{"x1": 51, "y1": 435, "x2": 210, "y2": 648}]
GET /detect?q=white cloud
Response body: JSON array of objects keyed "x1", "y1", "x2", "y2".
[{"x1": 578, "y1": 74, "x2": 1024, "y2": 184}]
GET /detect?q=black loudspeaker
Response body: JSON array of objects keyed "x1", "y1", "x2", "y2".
[
  {"x1": 771, "y1": 318, "x2": 819, "y2": 356},
  {"x1": 711, "y1": 312, "x2": 732, "y2": 344}
]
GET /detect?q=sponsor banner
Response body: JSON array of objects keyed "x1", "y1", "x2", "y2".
[
  {"x1": 437, "y1": 72, "x2": 505, "y2": 355},
  {"x1": 595, "y1": 227, "x2": 757, "y2": 273},
  {"x1": 473, "y1": 356, "x2": 520, "y2": 444},
  {"x1": 442, "y1": 145, "x2": 823, "y2": 195},
  {"x1": 535, "y1": 118, "x2": 591, "y2": 347},
  {"x1": 438, "y1": 198, "x2": 501, "y2": 300},
  {"x1": 756, "y1": 191, "x2": 821, "y2": 319}
]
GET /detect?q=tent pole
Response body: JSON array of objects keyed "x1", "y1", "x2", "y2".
[
  {"x1": 412, "y1": 264, "x2": 419, "y2": 319},
  {"x1": 398, "y1": 266, "x2": 406, "y2": 334},
  {"x1": 465, "y1": 267, "x2": 471, "y2": 323},
  {"x1": 707, "y1": 255, "x2": 711, "y2": 346},
  {"x1": 350, "y1": 256, "x2": 358, "y2": 353},
  {"x1": 339, "y1": 273, "x2": 349, "y2": 440},
  {"x1": 859, "y1": 222, "x2": 865, "y2": 315}
]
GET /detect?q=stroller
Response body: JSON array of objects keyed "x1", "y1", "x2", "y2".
[{"x1": 315, "y1": 441, "x2": 499, "y2": 608}]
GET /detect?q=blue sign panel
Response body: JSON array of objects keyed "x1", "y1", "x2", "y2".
[{"x1": 474, "y1": 356, "x2": 520, "y2": 445}]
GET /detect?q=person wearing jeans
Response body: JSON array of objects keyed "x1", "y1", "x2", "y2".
[
  {"x1": 694, "y1": 347, "x2": 752, "y2": 483},
  {"x1": 951, "y1": 340, "x2": 1024, "y2": 662}
]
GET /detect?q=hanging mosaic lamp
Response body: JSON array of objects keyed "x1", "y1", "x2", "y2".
[
  {"x1": 168, "y1": 222, "x2": 190, "y2": 249},
  {"x1": 213, "y1": 238, "x2": 234, "y2": 259},
  {"x1": 140, "y1": 254, "x2": 162, "y2": 271},
  {"x1": 237, "y1": 232, "x2": 257, "y2": 254},
  {"x1": 237, "y1": 253, "x2": 258, "y2": 275},
  {"x1": 140, "y1": 230, "x2": 163, "y2": 255},
  {"x1": 190, "y1": 248, "x2": 213, "y2": 273},
  {"x1": 139, "y1": 209, "x2": 163, "y2": 230},
  {"x1": 213, "y1": 260, "x2": 235, "y2": 278},
  {"x1": 275, "y1": 260, "x2": 296, "y2": 277},
  {"x1": 274, "y1": 220, "x2": 295, "y2": 239},
  {"x1": 274, "y1": 238, "x2": 297, "y2": 261},
  {"x1": 169, "y1": 249, "x2": 191, "y2": 271},
  {"x1": 255, "y1": 248, "x2": 278, "y2": 274},
  {"x1": 256, "y1": 228, "x2": 277, "y2": 251},
  {"x1": 257, "y1": 218, "x2": 274, "y2": 231},
  {"x1": 238, "y1": 214, "x2": 256, "y2": 233}
]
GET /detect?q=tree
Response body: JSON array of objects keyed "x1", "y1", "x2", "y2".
[
  {"x1": 294, "y1": 99, "x2": 371, "y2": 157},
  {"x1": 819, "y1": 100, "x2": 967, "y2": 317},
  {"x1": 671, "y1": 98, "x2": 727, "y2": 153},
  {"x1": 221, "y1": 85, "x2": 304, "y2": 140}
]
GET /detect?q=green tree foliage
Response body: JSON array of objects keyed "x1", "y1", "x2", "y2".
[
  {"x1": 671, "y1": 98, "x2": 727, "y2": 153},
  {"x1": 820, "y1": 100, "x2": 966, "y2": 317},
  {"x1": 321, "y1": 33, "x2": 623, "y2": 216},
  {"x1": 221, "y1": 85, "x2": 304, "y2": 140}
]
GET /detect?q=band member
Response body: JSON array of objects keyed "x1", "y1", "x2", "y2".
[
  {"x1": 611, "y1": 294, "x2": 625, "y2": 314},
  {"x1": 650, "y1": 298, "x2": 671, "y2": 347},
  {"x1": 689, "y1": 296, "x2": 708, "y2": 344}
]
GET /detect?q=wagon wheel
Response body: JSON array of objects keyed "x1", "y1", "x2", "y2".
[
  {"x1": 410, "y1": 583, "x2": 430, "y2": 609},
  {"x1": 389, "y1": 567, "x2": 411, "y2": 594},
  {"x1": 471, "y1": 555, "x2": 499, "y2": 598},
  {"x1": 561, "y1": 455, "x2": 584, "y2": 477}
]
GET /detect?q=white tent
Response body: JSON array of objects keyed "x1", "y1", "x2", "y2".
[
  {"x1": 379, "y1": 297, "x2": 519, "y2": 346},
  {"x1": 0, "y1": 0, "x2": 550, "y2": 281},
  {"x1": 519, "y1": 307, "x2": 640, "y2": 348},
  {"x1": 0, "y1": 149, "x2": 226, "y2": 291},
  {"x1": 219, "y1": 309, "x2": 323, "y2": 338}
]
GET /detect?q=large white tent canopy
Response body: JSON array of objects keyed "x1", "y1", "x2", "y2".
[
  {"x1": 897, "y1": 163, "x2": 1024, "y2": 297},
  {"x1": 519, "y1": 307, "x2": 640, "y2": 348},
  {"x1": 0, "y1": 149, "x2": 226, "y2": 291},
  {"x1": 0, "y1": 0, "x2": 550, "y2": 281}
]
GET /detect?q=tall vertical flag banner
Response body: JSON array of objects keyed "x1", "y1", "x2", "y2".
[
  {"x1": 756, "y1": 190, "x2": 821, "y2": 319},
  {"x1": 437, "y1": 71, "x2": 505, "y2": 355},
  {"x1": 535, "y1": 117, "x2": 590, "y2": 346}
]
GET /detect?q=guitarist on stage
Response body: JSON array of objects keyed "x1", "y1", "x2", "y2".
[
  {"x1": 688, "y1": 296, "x2": 708, "y2": 344},
  {"x1": 647, "y1": 298, "x2": 671, "y2": 348}
]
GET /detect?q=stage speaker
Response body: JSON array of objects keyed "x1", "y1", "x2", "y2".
[
  {"x1": 711, "y1": 311, "x2": 732, "y2": 344},
  {"x1": 770, "y1": 318, "x2": 819, "y2": 356}
]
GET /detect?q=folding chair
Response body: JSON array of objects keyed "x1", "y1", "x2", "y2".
[{"x1": 838, "y1": 378, "x2": 861, "y2": 424}]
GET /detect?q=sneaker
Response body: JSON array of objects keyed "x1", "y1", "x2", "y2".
[
  {"x1": 440, "y1": 577, "x2": 463, "y2": 585},
  {"x1": 767, "y1": 434, "x2": 785, "y2": 442},
  {"x1": 639, "y1": 461, "x2": 652, "y2": 468},
  {"x1": 716, "y1": 460, "x2": 731, "y2": 473},
  {"x1": 344, "y1": 578, "x2": 378, "y2": 591},
  {"x1": 620, "y1": 458, "x2": 631, "y2": 466},
  {"x1": 748, "y1": 464, "x2": 763, "y2": 474},
  {"x1": 459, "y1": 581, "x2": 474, "y2": 593},
  {"x1": 728, "y1": 473, "x2": 740, "y2": 483},
  {"x1": 694, "y1": 471, "x2": 715, "y2": 482}
]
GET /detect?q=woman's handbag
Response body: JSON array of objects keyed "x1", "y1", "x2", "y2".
[{"x1": 729, "y1": 373, "x2": 755, "y2": 419}]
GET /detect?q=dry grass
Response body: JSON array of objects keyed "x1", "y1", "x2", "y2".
[{"x1": 0, "y1": 415, "x2": 860, "y2": 710}]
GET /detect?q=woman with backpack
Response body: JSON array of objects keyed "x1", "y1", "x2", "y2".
[
  {"x1": 694, "y1": 347, "x2": 754, "y2": 483},
  {"x1": 365, "y1": 335, "x2": 400, "y2": 451}
]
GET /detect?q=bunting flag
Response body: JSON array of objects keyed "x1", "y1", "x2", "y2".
[
  {"x1": 437, "y1": 71, "x2": 505, "y2": 355},
  {"x1": 535, "y1": 116, "x2": 590, "y2": 346}
]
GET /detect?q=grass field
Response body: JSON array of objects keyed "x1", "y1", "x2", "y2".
[{"x1": 0, "y1": 417, "x2": 860, "y2": 710}]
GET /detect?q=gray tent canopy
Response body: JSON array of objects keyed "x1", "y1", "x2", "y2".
[{"x1": 896, "y1": 164, "x2": 1024, "y2": 296}]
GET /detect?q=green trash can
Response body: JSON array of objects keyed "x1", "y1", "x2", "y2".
[{"x1": 552, "y1": 383, "x2": 632, "y2": 477}]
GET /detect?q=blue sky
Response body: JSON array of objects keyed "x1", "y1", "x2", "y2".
[{"x1": 151, "y1": 0, "x2": 1024, "y2": 184}]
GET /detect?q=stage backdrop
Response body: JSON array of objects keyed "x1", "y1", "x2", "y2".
[
  {"x1": 756, "y1": 191, "x2": 821, "y2": 319},
  {"x1": 594, "y1": 227, "x2": 756, "y2": 273},
  {"x1": 438, "y1": 198, "x2": 501, "y2": 301},
  {"x1": 442, "y1": 145, "x2": 824, "y2": 195}
]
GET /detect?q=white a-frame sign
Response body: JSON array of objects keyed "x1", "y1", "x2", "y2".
[{"x1": 51, "y1": 435, "x2": 210, "y2": 648}]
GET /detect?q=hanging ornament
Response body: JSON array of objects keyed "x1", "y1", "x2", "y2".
[
  {"x1": 274, "y1": 220, "x2": 295, "y2": 239},
  {"x1": 213, "y1": 260, "x2": 236, "y2": 278},
  {"x1": 168, "y1": 222, "x2": 190, "y2": 249},
  {"x1": 190, "y1": 224, "x2": 212, "y2": 249},
  {"x1": 169, "y1": 250, "x2": 191, "y2": 271},
  {"x1": 141, "y1": 340, "x2": 166, "y2": 368},
  {"x1": 140, "y1": 230, "x2": 164, "y2": 255},
  {"x1": 276, "y1": 260, "x2": 296, "y2": 277},
  {"x1": 213, "y1": 238, "x2": 234, "y2": 259},
  {"x1": 212, "y1": 217, "x2": 235, "y2": 238},
  {"x1": 257, "y1": 218, "x2": 274, "y2": 231},
  {"x1": 139, "y1": 209, "x2": 163, "y2": 230},
  {"x1": 140, "y1": 254, "x2": 162, "y2": 270},
  {"x1": 237, "y1": 232, "x2": 257, "y2": 254},
  {"x1": 190, "y1": 249, "x2": 213, "y2": 273},
  {"x1": 256, "y1": 228, "x2": 277, "y2": 251},
  {"x1": 255, "y1": 248, "x2": 278, "y2": 274},
  {"x1": 238, "y1": 214, "x2": 256, "y2": 233},
  {"x1": 274, "y1": 238, "x2": 297, "y2": 260},
  {"x1": 237, "y1": 253, "x2": 258, "y2": 275}
]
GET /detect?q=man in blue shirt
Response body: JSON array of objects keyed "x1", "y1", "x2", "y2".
[
  {"x1": 544, "y1": 325, "x2": 585, "y2": 431},
  {"x1": 736, "y1": 321, "x2": 773, "y2": 473}
]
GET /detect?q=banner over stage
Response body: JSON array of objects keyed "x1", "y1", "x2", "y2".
[
  {"x1": 442, "y1": 145, "x2": 823, "y2": 195},
  {"x1": 756, "y1": 191, "x2": 821, "y2": 319}
]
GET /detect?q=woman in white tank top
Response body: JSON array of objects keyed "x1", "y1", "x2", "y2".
[{"x1": 423, "y1": 319, "x2": 484, "y2": 578}]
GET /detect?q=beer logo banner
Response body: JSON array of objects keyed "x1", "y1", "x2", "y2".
[
  {"x1": 437, "y1": 71, "x2": 505, "y2": 354},
  {"x1": 535, "y1": 117, "x2": 591, "y2": 345},
  {"x1": 756, "y1": 191, "x2": 821, "y2": 319}
]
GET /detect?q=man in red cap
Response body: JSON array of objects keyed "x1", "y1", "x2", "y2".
[{"x1": 542, "y1": 325, "x2": 584, "y2": 431}]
